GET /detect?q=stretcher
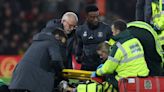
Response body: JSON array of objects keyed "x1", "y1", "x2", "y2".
[
  {"x1": 62, "y1": 69, "x2": 92, "y2": 80},
  {"x1": 62, "y1": 69, "x2": 115, "y2": 92}
]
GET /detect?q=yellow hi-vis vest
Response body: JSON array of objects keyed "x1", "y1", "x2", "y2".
[
  {"x1": 159, "y1": 0, "x2": 162, "y2": 12},
  {"x1": 151, "y1": 0, "x2": 164, "y2": 31},
  {"x1": 107, "y1": 38, "x2": 116, "y2": 46},
  {"x1": 159, "y1": 30, "x2": 164, "y2": 46},
  {"x1": 152, "y1": 0, "x2": 162, "y2": 17},
  {"x1": 127, "y1": 21, "x2": 164, "y2": 67},
  {"x1": 152, "y1": 14, "x2": 164, "y2": 30},
  {"x1": 96, "y1": 38, "x2": 149, "y2": 80}
]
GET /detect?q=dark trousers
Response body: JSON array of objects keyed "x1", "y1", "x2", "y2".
[
  {"x1": 80, "y1": 54, "x2": 101, "y2": 71},
  {"x1": 108, "y1": 76, "x2": 118, "y2": 88},
  {"x1": 105, "y1": 74, "x2": 118, "y2": 92},
  {"x1": 81, "y1": 64, "x2": 98, "y2": 71},
  {"x1": 10, "y1": 89, "x2": 30, "y2": 92},
  {"x1": 136, "y1": 0, "x2": 152, "y2": 23}
]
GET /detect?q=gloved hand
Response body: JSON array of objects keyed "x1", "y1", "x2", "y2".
[
  {"x1": 91, "y1": 72, "x2": 97, "y2": 78},
  {"x1": 97, "y1": 64, "x2": 103, "y2": 69},
  {"x1": 91, "y1": 72, "x2": 103, "y2": 83}
]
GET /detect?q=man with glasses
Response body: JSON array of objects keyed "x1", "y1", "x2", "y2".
[
  {"x1": 75, "y1": 5, "x2": 112, "y2": 71},
  {"x1": 45, "y1": 12, "x2": 78, "y2": 34},
  {"x1": 44, "y1": 12, "x2": 79, "y2": 69}
]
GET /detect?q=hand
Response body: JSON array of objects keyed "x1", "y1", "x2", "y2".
[
  {"x1": 97, "y1": 64, "x2": 103, "y2": 69},
  {"x1": 91, "y1": 72, "x2": 103, "y2": 83},
  {"x1": 91, "y1": 72, "x2": 97, "y2": 78}
]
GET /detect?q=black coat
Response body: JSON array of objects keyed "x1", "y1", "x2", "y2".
[
  {"x1": 43, "y1": 19, "x2": 67, "y2": 68},
  {"x1": 66, "y1": 30, "x2": 77, "y2": 69},
  {"x1": 75, "y1": 22, "x2": 112, "y2": 71},
  {"x1": 9, "y1": 29, "x2": 65, "y2": 92},
  {"x1": 44, "y1": 19, "x2": 76, "y2": 69}
]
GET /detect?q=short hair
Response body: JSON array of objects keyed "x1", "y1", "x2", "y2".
[
  {"x1": 97, "y1": 42, "x2": 110, "y2": 54},
  {"x1": 61, "y1": 12, "x2": 78, "y2": 23},
  {"x1": 52, "y1": 28, "x2": 67, "y2": 39},
  {"x1": 85, "y1": 4, "x2": 99, "y2": 14},
  {"x1": 112, "y1": 19, "x2": 127, "y2": 32}
]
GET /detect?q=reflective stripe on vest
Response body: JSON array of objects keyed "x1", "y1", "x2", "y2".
[
  {"x1": 116, "y1": 42, "x2": 128, "y2": 59},
  {"x1": 108, "y1": 42, "x2": 144, "y2": 64},
  {"x1": 108, "y1": 56, "x2": 119, "y2": 63},
  {"x1": 121, "y1": 54, "x2": 144, "y2": 63},
  {"x1": 159, "y1": 30, "x2": 164, "y2": 45},
  {"x1": 127, "y1": 21, "x2": 164, "y2": 67},
  {"x1": 159, "y1": 0, "x2": 162, "y2": 12},
  {"x1": 117, "y1": 42, "x2": 144, "y2": 63},
  {"x1": 127, "y1": 21, "x2": 163, "y2": 53},
  {"x1": 160, "y1": 36, "x2": 164, "y2": 41}
]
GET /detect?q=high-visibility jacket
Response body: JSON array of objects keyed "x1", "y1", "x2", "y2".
[
  {"x1": 152, "y1": 0, "x2": 162, "y2": 17},
  {"x1": 152, "y1": 14, "x2": 164, "y2": 31},
  {"x1": 159, "y1": 30, "x2": 164, "y2": 46},
  {"x1": 107, "y1": 38, "x2": 116, "y2": 46},
  {"x1": 151, "y1": 0, "x2": 164, "y2": 31},
  {"x1": 96, "y1": 31, "x2": 149, "y2": 80},
  {"x1": 127, "y1": 21, "x2": 164, "y2": 67}
]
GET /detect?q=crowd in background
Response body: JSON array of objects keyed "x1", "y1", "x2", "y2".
[{"x1": 0, "y1": 0, "x2": 137, "y2": 55}]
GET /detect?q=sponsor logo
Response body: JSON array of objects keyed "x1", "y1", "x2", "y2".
[{"x1": 144, "y1": 80, "x2": 152, "y2": 89}]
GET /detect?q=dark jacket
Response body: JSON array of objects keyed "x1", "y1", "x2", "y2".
[
  {"x1": 66, "y1": 30, "x2": 77, "y2": 69},
  {"x1": 75, "y1": 22, "x2": 112, "y2": 71},
  {"x1": 45, "y1": 19, "x2": 63, "y2": 32},
  {"x1": 128, "y1": 27, "x2": 163, "y2": 76},
  {"x1": 44, "y1": 19, "x2": 75, "y2": 69},
  {"x1": 9, "y1": 28, "x2": 65, "y2": 92}
]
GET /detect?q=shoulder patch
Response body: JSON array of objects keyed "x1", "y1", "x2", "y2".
[
  {"x1": 98, "y1": 32, "x2": 103, "y2": 37},
  {"x1": 83, "y1": 31, "x2": 87, "y2": 37}
]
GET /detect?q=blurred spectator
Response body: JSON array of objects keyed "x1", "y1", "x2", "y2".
[{"x1": 0, "y1": 0, "x2": 137, "y2": 55}]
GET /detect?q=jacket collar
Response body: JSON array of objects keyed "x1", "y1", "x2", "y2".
[{"x1": 112, "y1": 30, "x2": 132, "y2": 41}]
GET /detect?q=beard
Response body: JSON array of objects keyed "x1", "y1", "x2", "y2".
[{"x1": 87, "y1": 22, "x2": 99, "y2": 30}]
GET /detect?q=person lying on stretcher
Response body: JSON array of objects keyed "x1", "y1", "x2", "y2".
[{"x1": 58, "y1": 42, "x2": 111, "y2": 92}]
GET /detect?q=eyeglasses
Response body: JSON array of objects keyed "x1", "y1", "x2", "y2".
[{"x1": 64, "y1": 20, "x2": 77, "y2": 30}]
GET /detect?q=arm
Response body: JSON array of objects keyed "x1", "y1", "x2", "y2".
[
  {"x1": 105, "y1": 26, "x2": 113, "y2": 41},
  {"x1": 48, "y1": 44, "x2": 64, "y2": 73},
  {"x1": 96, "y1": 44, "x2": 122, "y2": 76},
  {"x1": 136, "y1": 0, "x2": 145, "y2": 21},
  {"x1": 75, "y1": 27, "x2": 84, "y2": 63},
  {"x1": 96, "y1": 58, "x2": 119, "y2": 76},
  {"x1": 145, "y1": 0, "x2": 152, "y2": 23}
]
